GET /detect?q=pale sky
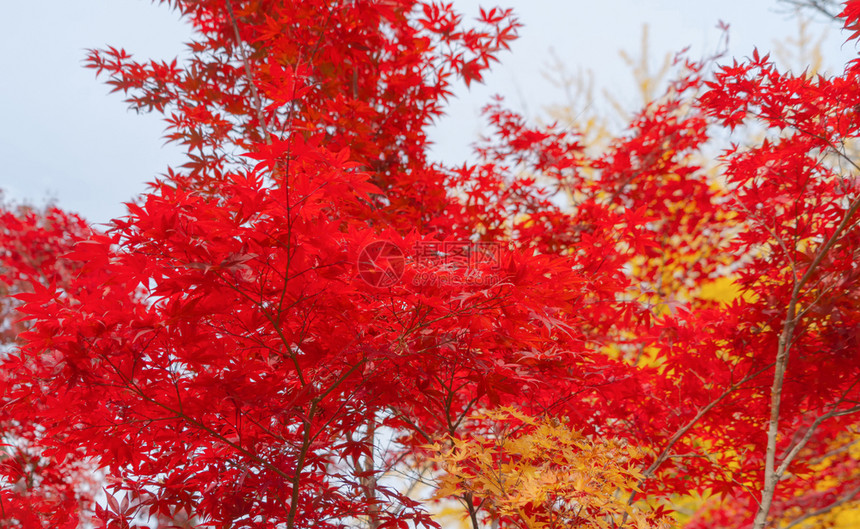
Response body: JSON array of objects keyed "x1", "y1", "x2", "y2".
[{"x1": 0, "y1": 1, "x2": 853, "y2": 225}]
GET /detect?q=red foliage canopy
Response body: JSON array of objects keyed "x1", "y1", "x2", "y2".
[{"x1": 2, "y1": 1, "x2": 860, "y2": 528}]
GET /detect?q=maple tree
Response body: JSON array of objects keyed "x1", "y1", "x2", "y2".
[
  {"x1": 0, "y1": 198, "x2": 95, "y2": 527},
  {"x1": 3, "y1": 1, "x2": 860, "y2": 528}
]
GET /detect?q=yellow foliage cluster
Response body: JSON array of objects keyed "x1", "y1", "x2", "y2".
[{"x1": 429, "y1": 408, "x2": 665, "y2": 529}]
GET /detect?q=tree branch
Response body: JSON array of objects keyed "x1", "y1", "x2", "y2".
[
  {"x1": 225, "y1": 0, "x2": 272, "y2": 145},
  {"x1": 782, "y1": 484, "x2": 860, "y2": 529}
]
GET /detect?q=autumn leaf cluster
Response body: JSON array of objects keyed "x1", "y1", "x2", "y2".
[{"x1": 1, "y1": 2, "x2": 860, "y2": 529}]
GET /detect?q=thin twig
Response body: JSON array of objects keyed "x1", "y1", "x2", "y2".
[
  {"x1": 225, "y1": 0, "x2": 272, "y2": 145},
  {"x1": 782, "y1": 485, "x2": 860, "y2": 529}
]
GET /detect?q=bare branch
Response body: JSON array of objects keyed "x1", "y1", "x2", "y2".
[
  {"x1": 776, "y1": 0, "x2": 842, "y2": 20},
  {"x1": 225, "y1": 0, "x2": 272, "y2": 145}
]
